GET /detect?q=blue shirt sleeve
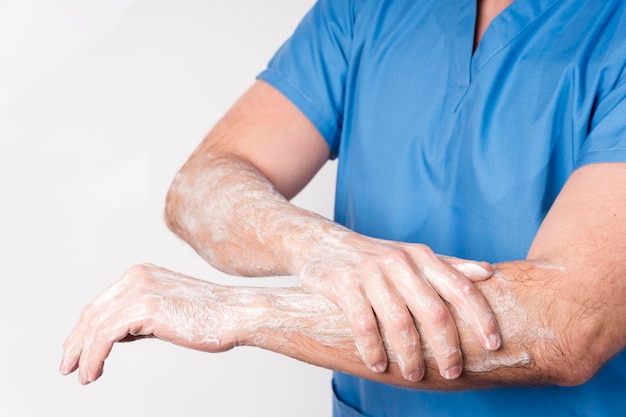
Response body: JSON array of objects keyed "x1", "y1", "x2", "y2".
[
  {"x1": 257, "y1": 0, "x2": 355, "y2": 157},
  {"x1": 576, "y1": 71, "x2": 626, "y2": 168}
]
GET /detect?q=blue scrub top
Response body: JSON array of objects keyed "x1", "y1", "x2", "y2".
[{"x1": 258, "y1": 0, "x2": 626, "y2": 416}]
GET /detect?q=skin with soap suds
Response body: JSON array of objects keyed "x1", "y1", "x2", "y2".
[
  {"x1": 59, "y1": 161, "x2": 626, "y2": 390},
  {"x1": 59, "y1": 263, "x2": 534, "y2": 387},
  {"x1": 157, "y1": 81, "x2": 626, "y2": 389},
  {"x1": 58, "y1": 0, "x2": 626, "y2": 399},
  {"x1": 166, "y1": 150, "x2": 502, "y2": 382},
  {"x1": 60, "y1": 258, "x2": 605, "y2": 389},
  {"x1": 60, "y1": 81, "x2": 626, "y2": 391}
]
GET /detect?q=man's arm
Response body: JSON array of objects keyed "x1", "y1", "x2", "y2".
[
  {"x1": 523, "y1": 161, "x2": 626, "y2": 383},
  {"x1": 160, "y1": 74, "x2": 626, "y2": 386},
  {"x1": 58, "y1": 164, "x2": 626, "y2": 387},
  {"x1": 163, "y1": 80, "x2": 502, "y2": 382},
  {"x1": 59, "y1": 81, "x2": 626, "y2": 388},
  {"x1": 59, "y1": 262, "x2": 521, "y2": 388},
  {"x1": 59, "y1": 171, "x2": 626, "y2": 389}
]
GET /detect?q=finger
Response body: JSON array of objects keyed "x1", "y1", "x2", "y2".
[
  {"x1": 387, "y1": 261, "x2": 463, "y2": 380},
  {"x1": 60, "y1": 336, "x2": 82, "y2": 376},
  {"x1": 78, "y1": 316, "x2": 129, "y2": 385},
  {"x1": 337, "y1": 290, "x2": 388, "y2": 374},
  {"x1": 421, "y1": 255, "x2": 501, "y2": 351},
  {"x1": 365, "y1": 283, "x2": 425, "y2": 382},
  {"x1": 439, "y1": 256, "x2": 493, "y2": 282},
  {"x1": 78, "y1": 340, "x2": 110, "y2": 385},
  {"x1": 60, "y1": 305, "x2": 96, "y2": 376},
  {"x1": 77, "y1": 328, "x2": 111, "y2": 385}
]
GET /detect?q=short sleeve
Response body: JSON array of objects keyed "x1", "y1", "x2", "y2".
[
  {"x1": 257, "y1": 0, "x2": 355, "y2": 157},
  {"x1": 575, "y1": 74, "x2": 626, "y2": 168}
]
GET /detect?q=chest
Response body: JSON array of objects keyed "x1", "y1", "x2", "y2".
[
  {"x1": 333, "y1": 0, "x2": 624, "y2": 247},
  {"x1": 342, "y1": 1, "x2": 619, "y2": 163}
]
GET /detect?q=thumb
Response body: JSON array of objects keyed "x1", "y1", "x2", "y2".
[{"x1": 440, "y1": 255, "x2": 493, "y2": 281}]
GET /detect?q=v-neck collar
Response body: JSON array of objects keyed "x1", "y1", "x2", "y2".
[{"x1": 457, "y1": 0, "x2": 562, "y2": 83}]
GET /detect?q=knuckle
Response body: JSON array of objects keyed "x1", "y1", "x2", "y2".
[
  {"x1": 119, "y1": 264, "x2": 160, "y2": 292},
  {"x1": 380, "y1": 248, "x2": 410, "y2": 268},
  {"x1": 334, "y1": 289, "x2": 361, "y2": 310},
  {"x1": 124, "y1": 263, "x2": 154, "y2": 282},
  {"x1": 412, "y1": 243, "x2": 435, "y2": 259},
  {"x1": 79, "y1": 303, "x2": 94, "y2": 319},
  {"x1": 360, "y1": 258, "x2": 383, "y2": 276},
  {"x1": 92, "y1": 326, "x2": 112, "y2": 343},
  {"x1": 389, "y1": 312, "x2": 415, "y2": 332},
  {"x1": 456, "y1": 281, "x2": 478, "y2": 298},
  {"x1": 353, "y1": 316, "x2": 379, "y2": 337},
  {"x1": 428, "y1": 302, "x2": 451, "y2": 325}
]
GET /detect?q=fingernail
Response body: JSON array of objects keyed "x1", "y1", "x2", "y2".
[
  {"x1": 443, "y1": 365, "x2": 462, "y2": 380},
  {"x1": 487, "y1": 333, "x2": 501, "y2": 350},
  {"x1": 455, "y1": 263, "x2": 491, "y2": 278},
  {"x1": 59, "y1": 357, "x2": 72, "y2": 375},
  {"x1": 371, "y1": 362, "x2": 387, "y2": 373},
  {"x1": 89, "y1": 368, "x2": 103, "y2": 383},
  {"x1": 407, "y1": 369, "x2": 424, "y2": 382}
]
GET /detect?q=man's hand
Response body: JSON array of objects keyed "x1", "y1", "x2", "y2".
[
  {"x1": 59, "y1": 264, "x2": 237, "y2": 385},
  {"x1": 297, "y1": 229, "x2": 501, "y2": 381},
  {"x1": 58, "y1": 261, "x2": 517, "y2": 388}
]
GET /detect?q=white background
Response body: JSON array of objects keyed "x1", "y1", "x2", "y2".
[{"x1": 0, "y1": 0, "x2": 339, "y2": 416}]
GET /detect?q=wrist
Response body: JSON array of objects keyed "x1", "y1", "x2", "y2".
[
  {"x1": 219, "y1": 287, "x2": 274, "y2": 348},
  {"x1": 289, "y1": 221, "x2": 363, "y2": 278},
  {"x1": 232, "y1": 286, "x2": 354, "y2": 352}
]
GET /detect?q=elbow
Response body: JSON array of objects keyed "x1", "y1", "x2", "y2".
[
  {"x1": 164, "y1": 170, "x2": 191, "y2": 239},
  {"x1": 164, "y1": 185, "x2": 178, "y2": 233},
  {"x1": 163, "y1": 166, "x2": 230, "y2": 273},
  {"x1": 532, "y1": 343, "x2": 595, "y2": 387},
  {"x1": 550, "y1": 354, "x2": 599, "y2": 387},
  {"x1": 540, "y1": 319, "x2": 618, "y2": 387},
  {"x1": 164, "y1": 190, "x2": 178, "y2": 236}
]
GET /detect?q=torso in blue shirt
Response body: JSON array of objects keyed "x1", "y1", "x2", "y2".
[{"x1": 259, "y1": 0, "x2": 626, "y2": 415}]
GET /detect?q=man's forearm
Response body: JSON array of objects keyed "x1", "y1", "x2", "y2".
[
  {"x1": 59, "y1": 258, "x2": 621, "y2": 388},
  {"x1": 230, "y1": 262, "x2": 572, "y2": 390},
  {"x1": 60, "y1": 263, "x2": 530, "y2": 387},
  {"x1": 165, "y1": 152, "x2": 333, "y2": 277}
]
